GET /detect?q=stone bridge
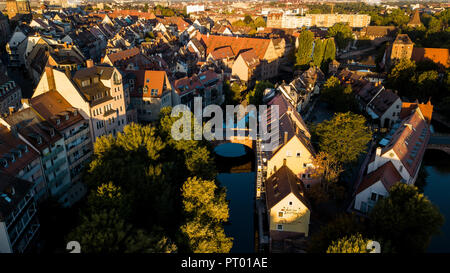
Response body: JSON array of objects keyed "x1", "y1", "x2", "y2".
[
  {"x1": 210, "y1": 128, "x2": 255, "y2": 150},
  {"x1": 427, "y1": 134, "x2": 450, "y2": 155}
]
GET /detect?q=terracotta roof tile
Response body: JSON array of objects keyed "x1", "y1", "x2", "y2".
[
  {"x1": 356, "y1": 161, "x2": 402, "y2": 194},
  {"x1": 411, "y1": 47, "x2": 450, "y2": 68},
  {"x1": 199, "y1": 34, "x2": 271, "y2": 60}
]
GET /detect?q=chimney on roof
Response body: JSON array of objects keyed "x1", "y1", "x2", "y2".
[
  {"x1": 64, "y1": 67, "x2": 71, "y2": 78},
  {"x1": 86, "y1": 59, "x2": 94, "y2": 68},
  {"x1": 8, "y1": 106, "x2": 15, "y2": 115},
  {"x1": 45, "y1": 66, "x2": 56, "y2": 91},
  {"x1": 284, "y1": 131, "x2": 288, "y2": 144}
]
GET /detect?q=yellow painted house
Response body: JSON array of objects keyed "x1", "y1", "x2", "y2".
[
  {"x1": 264, "y1": 94, "x2": 318, "y2": 188},
  {"x1": 266, "y1": 164, "x2": 311, "y2": 243}
]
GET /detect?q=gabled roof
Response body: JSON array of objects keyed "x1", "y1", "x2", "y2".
[
  {"x1": 209, "y1": 46, "x2": 234, "y2": 60},
  {"x1": 368, "y1": 89, "x2": 400, "y2": 117},
  {"x1": 265, "y1": 95, "x2": 315, "y2": 158},
  {"x1": 356, "y1": 161, "x2": 401, "y2": 194},
  {"x1": 4, "y1": 108, "x2": 62, "y2": 150},
  {"x1": 128, "y1": 70, "x2": 168, "y2": 98},
  {"x1": 380, "y1": 107, "x2": 430, "y2": 178},
  {"x1": 30, "y1": 91, "x2": 84, "y2": 131},
  {"x1": 199, "y1": 34, "x2": 271, "y2": 60},
  {"x1": 104, "y1": 47, "x2": 140, "y2": 64},
  {"x1": 265, "y1": 165, "x2": 310, "y2": 209},
  {"x1": 0, "y1": 124, "x2": 39, "y2": 177},
  {"x1": 400, "y1": 100, "x2": 433, "y2": 125},
  {"x1": 238, "y1": 49, "x2": 260, "y2": 69}
]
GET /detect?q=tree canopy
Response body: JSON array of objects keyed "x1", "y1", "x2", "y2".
[
  {"x1": 327, "y1": 23, "x2": 353, "y2": 50},
  {"x1": 69, "y1": 110, "x2": 233, "y2": 253},
  {"x1": 326, "y1": 233, "x2": 372, "y2": 253},
  {"x1": 368, "y1": 183, "x2": 444, "y2": 253},
  {"x1": 295, "y1": 29, "x2": 314, "y2": 68},
  {"x1": 320, "y1": 76, "x2": 358, "y2": 113},
  {"x1": 246, "y1": 80, "x2": 274, "y2": 105},
  {"x1": 314, "y1": 112, "x2": 372, "y2": 165}
]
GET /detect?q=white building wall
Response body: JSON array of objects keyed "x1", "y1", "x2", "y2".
[{"x1": 354, "y1": 180, "x2": 389, "y2": 212}]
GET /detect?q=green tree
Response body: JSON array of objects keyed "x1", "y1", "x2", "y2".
[
  {"x1": 246, "y1": 80, "x2": 274, "y2": 105},
  {"x1": 387, "y1": 58, "x2": 416, "y2": 97},
  {"x1": 253, "y1": 16, "x2": 266, "y2": 28},
  {"x1": 323, "y1": 38, "x2": 336, "y2": 62},
  {"x1": 327, "y1": 233, "x2": 372, "y2": 253},
  {"x1": 312, "y1": 39, "x2": 325, "y2": 67},
  {"x1": 295, "y1": 29, "x2": 314, "y2": 68},
  {"x1": 327, "y1": 23, "x2": 353, "y2": 50},
  {"x1": 320, "y1": 77, "x2": 357, "y2": 113},
  {"x1": 314, "y1": 112, "x2": 372, "y2": 165},
  {"x1": 79, "y1": 117, "x2": 224, "y2": 253},
  {"x1": 67, "y1": 209, "x2": 177, "y2": 253},
  {"x1": 308, "y1": 214, "x2": 365, "y2": 253},
  {"x1": 244, "y1": 14, "x2": 253, "y2": 25},
  {"x1": 369, "y1": 183, "x2": 444, "y2": 253},
  {"x1": 181, "y1": 177, "x2": 233, "y2": 253},
  {"x1": 415, "y1": 70, "x2": 440, "y2": 100}
]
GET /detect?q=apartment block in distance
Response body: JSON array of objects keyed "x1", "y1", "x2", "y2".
[{"x1": 0, "y1": 173, "x2": 40, "y2": 253}]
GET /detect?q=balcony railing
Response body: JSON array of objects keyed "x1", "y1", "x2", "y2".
[
  {"x1": 42, "y1": 146, "x2": 65, "y2": 163},
  {"x1": 44, "y1": 158, "x2": 67, "y2": 176},
  {"x1": 5, "y1": 192, "x2": 34, "y2": 229},
  {"x1": 9, "y1": 203, "x2": 37, "y2": 247}
]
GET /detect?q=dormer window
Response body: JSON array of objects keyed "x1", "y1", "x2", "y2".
[
  {"x1": 65, "y1": 114, "x2": 69, "y2": 120},
  {"x1": 56, "y1": 119, "x2": 60, "y2": 125},
  {"x1": 37, "y1": 137, "x2": 42, "y2": 145},
  {"x1": 73, "y1": 110, "x2": 78, "y2": 116},
  {"x1": 81, "y1": 80, "x2": 90, "y2": 87}
]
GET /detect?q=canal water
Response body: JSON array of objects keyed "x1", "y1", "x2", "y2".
[
  {"x1": 424, "y1": 149, "x2": 450, "y2": 253},
  {"x1": 214, "y1": 143, "x2": 255, "y2": 253}
]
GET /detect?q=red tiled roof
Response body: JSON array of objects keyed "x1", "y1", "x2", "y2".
[
  {"x1": 356, "y1": 161, "x2": 402, "y2": 194},
  {"x1": 109, "y1": 10, "x2": 156, "y2": 20},
  {"x1": 105, "y1": 47, "x2": 140, "y2": 64},
  {"x1": 400, "y1": 100, "x2": 433, "y2": 125},
  {"x1": 381, "y1": 108, "x2": 430, "y2": 178},
  {"x1": 411, "y1": 47, "x2": 450, "y2": 68},
  {"x1": 209, "y1": 46, "x2": 235, "y2": 59},
  {"x1": 157, "y1": 17, "x2": 190, "y2": 32},
  {"x1": 129, "y1": 70, "x2": 167, "y2": 98},
  {"x1": 30, "y1": 91, "x2": 84, "y2": 131},
  {"x1": 239, "y1": 49, "x2": 260, "y2": 69},
  {"x1": 0, "y1": 124, "x2": 40, "y2": 176},
  {"x1": 199, "y1": 34, "x2": 271, "y2": 60}
]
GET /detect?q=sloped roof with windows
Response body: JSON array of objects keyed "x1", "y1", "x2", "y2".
[
  {"x1": 199, "y1": 34, "x2": 271, "y2": 60},
  {"x1": 265, "y1": 165, "x2": 310, "y2": 209},
  {"x1": 128, "y1": 70, "x2": 167, "y2": 98}
]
